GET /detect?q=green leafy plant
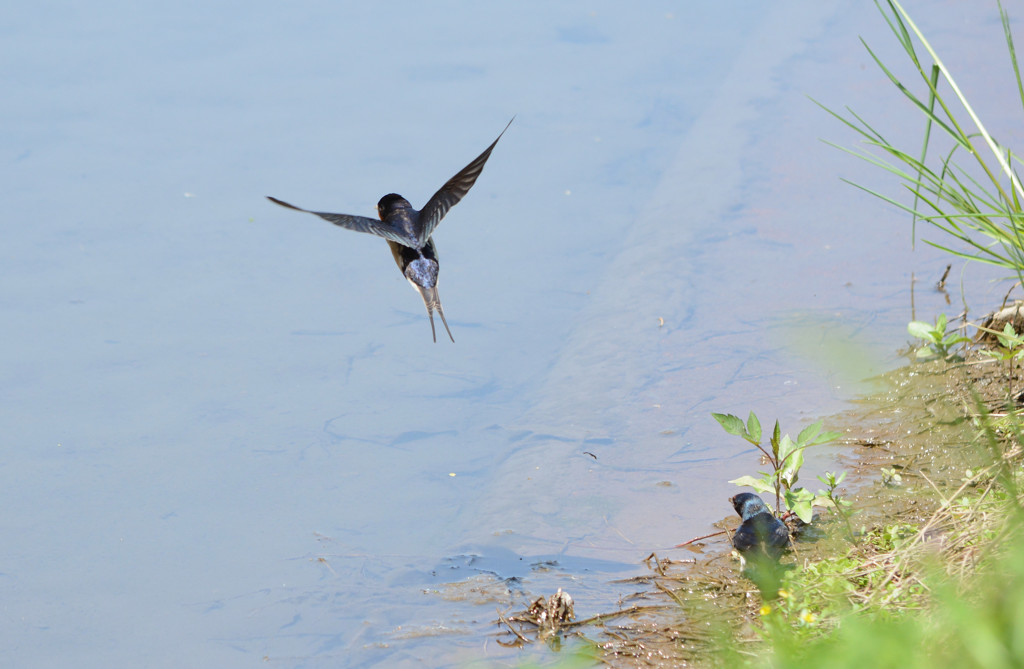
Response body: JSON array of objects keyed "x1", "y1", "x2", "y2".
[
  {"x1": 713, "y1": 412, "x2": 842, "y2": 522},
  {"x1": 979, "y1": 322, "x2": 1024, "y2": 392},
  {"x1": 880, "y1": 466, "x2": 903, "y2": 487},
  {"x1": 817, "y1": 471, "x2": 855, "y2": 537},
  {"x1": 984, "y1": 322, "x2": 1024, "y2": 357},
  {"x1": 907, "y1": 313, "x2": 969, "y2": 360}
]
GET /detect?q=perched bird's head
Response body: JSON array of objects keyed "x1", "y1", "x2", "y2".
[
  {"x1": 377, "y1": 193, "x2": 412, "y2": 220},
  {"x1": 730, "y1": 492, "x2": 771, "y2": 521}
]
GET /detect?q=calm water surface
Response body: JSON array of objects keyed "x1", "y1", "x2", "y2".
[{"x1": 1, "y1": 1, "x2": 1016, "y2": 666}]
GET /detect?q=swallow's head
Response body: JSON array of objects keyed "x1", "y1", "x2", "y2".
[
  {"x1": 377, "y1": 193, "x2": 412, "y2": 220},
  {"x1": 730, "y1": 493, "x2": 770, "y2": 521}
]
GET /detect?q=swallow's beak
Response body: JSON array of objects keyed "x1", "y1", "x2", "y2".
[{"x1": 412, "y1": 283, "x2": 454, "y2": 343}]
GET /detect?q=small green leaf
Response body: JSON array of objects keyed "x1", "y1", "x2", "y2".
[
  {"x1": 746, "y1": 412, "x2": 762, "y2": 444},
  {"x1": 777, "y1": 434, "x2": 798, "y2": 462},
  {"x1": 712, "y1": 413, "x2": 745, "y2": 437},
  {"x1": 813, "y1": 494, "x2": 836, "y2": 508},
  {"x1": 784, "y1": 488, "x2": 815, "y2": 523},
  {"x1": 797, "y1": 421, "x2": 823, "y2": 447},
  {"x1": 792, "y1": 488, "x2": 814, "y2": 502},
  {"x1": 818, "y1": 470, "x2": 846, "y2": 487},
  {"x1": 908, "y1": 321, "x2": 936, "y2": 340},
  {"x1": 792, "y1": 502, "x2": 814, "y2": 523},
  {"x1": 729, "y1": 475, "x2": 775, "y2": 494},
  {"x1": 943, "y1": 334, "x2": 969, "y2": 347},
  {"x1": 996, "y1": 325, "x2": 1019, "y2": 349},
  {"x1": 808, "y1": 430, "x2": 843, "y2": 447},
  {"x1": 780, "y1": 445, "x2": 804, "y2": 488}
]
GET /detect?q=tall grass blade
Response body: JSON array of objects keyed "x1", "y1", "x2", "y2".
[{"x1": 890, "y1": 0, "x2": 1024, "y2": 203}]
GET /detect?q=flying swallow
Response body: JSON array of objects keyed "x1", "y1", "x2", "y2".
[
  {"x1": 267, "y1": 118, "x2": 512, "y2": 342},
  {"x1": 730, "y1": 493, "x2": 791, "y2": 559}
]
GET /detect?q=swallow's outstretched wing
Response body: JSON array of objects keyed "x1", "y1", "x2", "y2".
[
  {"x1": 266, "y1": 196, "x2": 416, "y2": 247},
  {"x1": 416, "y1": 117, "x2": 513, "y2": 246}
]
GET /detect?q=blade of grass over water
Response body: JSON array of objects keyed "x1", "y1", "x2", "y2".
[
  {"x1": 1004, "y1": 2, "x2": 1024, "y2": 117},
  {"x1": 888, "y1": 0, "x2": 1023, "y2": 201},
  {"x1": 820, "y1": 0, "x2": 1024, "y2": 282}
]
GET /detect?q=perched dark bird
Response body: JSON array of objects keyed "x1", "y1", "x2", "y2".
[
  {"x1": 267, "y1": 118, "x2": 513, "y2": 342},
  {"x1": 730, "y1": 492, "x2": 790, "y2": 559}
]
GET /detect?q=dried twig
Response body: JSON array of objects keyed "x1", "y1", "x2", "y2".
[
  {"x1": 674, "y1": 529, "x2": 729, "y2": 548},
  {"x1": 496, "y1": 608, "x2": 530, "y2": 646}
]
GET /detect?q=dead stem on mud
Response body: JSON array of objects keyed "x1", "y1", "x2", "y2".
[{"x1": 495, "y1": 586, "x2": 672, "y2": 649}]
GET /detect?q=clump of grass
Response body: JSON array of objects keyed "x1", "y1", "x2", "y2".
[
  {"x1": 908, "y1": 313, "x2": 970, "y2": 360},
  {"x1": 818, "y1": 0, "x2": 1024, "y2": 280},
  {"x1": 575, "y1": 375, "x2": 1024, "y2": 667},
  {"x1": 976, "y1": 321, "x2": 1024, "y2": 395},
  {"x1": 761, "y1": 409, "x2": 1024, "y2": 669}
]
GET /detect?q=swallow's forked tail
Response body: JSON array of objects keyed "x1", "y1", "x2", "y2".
[{"x1": 414, "y1": 284, "x2": 454, "y2": 343}]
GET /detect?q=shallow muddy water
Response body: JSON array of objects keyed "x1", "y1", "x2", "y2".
[{"x1": 1, "y1": 1, "x2": 1020, "y2": 666}]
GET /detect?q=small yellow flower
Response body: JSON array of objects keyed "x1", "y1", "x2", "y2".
[
  {"x1": 760, "y1": 605, "x2": 772, "y2": 616},
  {"x1": 777, "y1": 589, "x2": 791, "y2": 599},
  {"x1": 801, "y1": 611, "x2": 815, "y2": 624}
]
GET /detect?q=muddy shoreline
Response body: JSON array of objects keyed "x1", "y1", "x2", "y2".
[{"x1": 493, "y1": 344, "x2": 1013, "y2": 665}]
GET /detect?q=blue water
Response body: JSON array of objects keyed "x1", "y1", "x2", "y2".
[{"x1": 1, "y1": 1, "x2": 1015, "y2": 666}]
